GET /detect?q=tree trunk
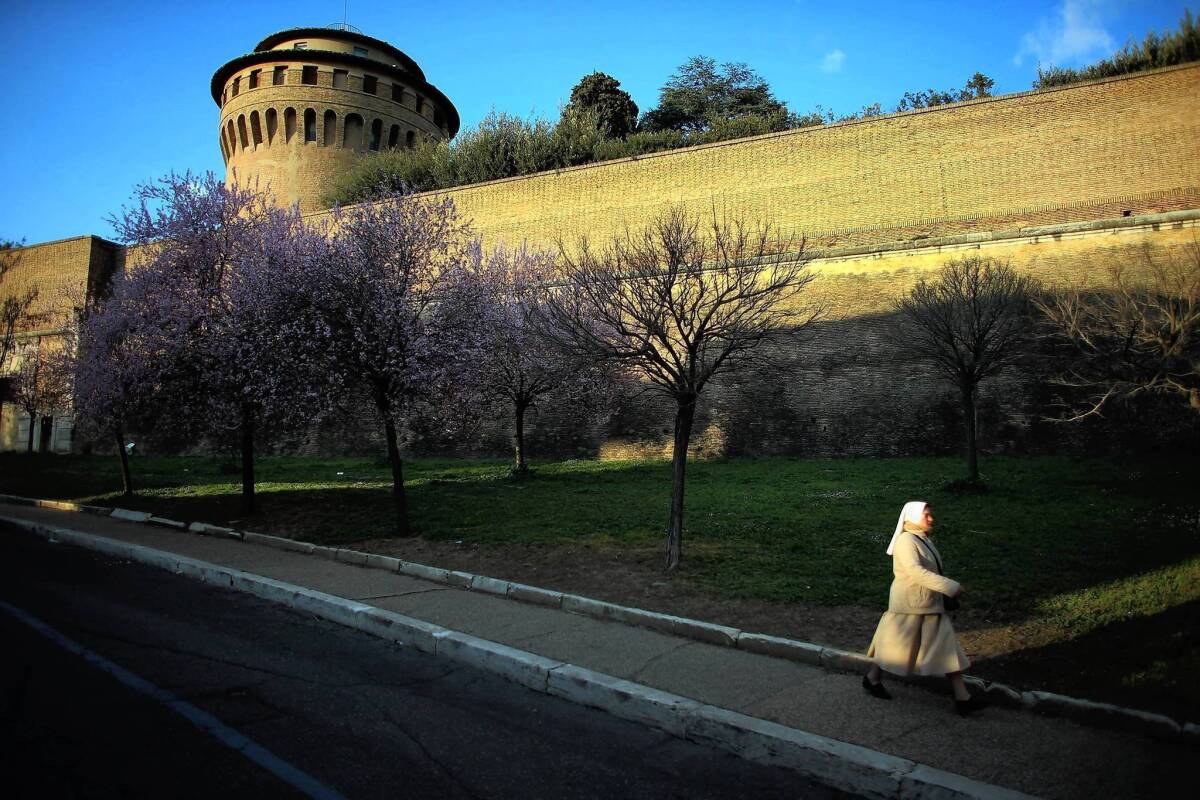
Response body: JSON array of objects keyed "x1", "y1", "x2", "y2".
[
  {"x1": 513, "y1": 400, "x2": 529, "y2": 474},
  {"x1": 962, "y1": 386, "x2": 978, "y2": 483},
  {"x1": 665, "y1": 396, "x2": 697, "y2": 573},
  {"x1": 383, "y1": 415, "x2": 412, "y2": 537},
  {"x1": 240, "y1": 407, "x2": 255, "y2": 517},
  {"x1": 114, "y1": 426, "x2": 133, "y2": 496}
]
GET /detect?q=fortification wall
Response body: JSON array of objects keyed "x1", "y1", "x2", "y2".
[
  {"x1": 291, "y1": 66, "x2": 1200, "y2": 460},
  {"x1": 0, "y1": 236, "x2": 117, "y2": 332},
  {"x1": 490, "y1": 214, "x2": 1200, "y2": 462},
  {"x1": 379, "y1": 64, "x2": 1200, "y2": 265},
  {"x1": 220, "y1": 61, "x2": 449, "y2": 212}
]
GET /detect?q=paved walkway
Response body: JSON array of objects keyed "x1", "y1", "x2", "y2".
[{"x1": 1, "y1": 504, "x2": 1191, "y2": 799}]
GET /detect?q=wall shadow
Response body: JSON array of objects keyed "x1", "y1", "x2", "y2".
[{"x1": 969, "y1": 598, "x2": 1200, "y2": 721}]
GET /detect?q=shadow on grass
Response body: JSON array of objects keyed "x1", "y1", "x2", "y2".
[
  {"x1": 971, "y1": 598, "x2": 1200, "y2": 722},
  {"x1": 2, "y1": 453, "x2": 1197, "y2": 625}
]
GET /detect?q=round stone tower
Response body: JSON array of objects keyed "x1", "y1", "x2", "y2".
[{"x1": 212, "y1": 26, "x2": 459, "y2": 213}]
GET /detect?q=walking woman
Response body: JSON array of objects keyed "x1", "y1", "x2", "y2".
[{"x1": 862, "y1": 501, "x2": 987, "y2": 715}]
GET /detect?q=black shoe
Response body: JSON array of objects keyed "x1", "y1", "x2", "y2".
[
  {"x1": 863, "y1": 675, "x2": 892, "y2": 700},
  {"x1": 954, "y1": 695, "x2": 989, "y2": 716}
]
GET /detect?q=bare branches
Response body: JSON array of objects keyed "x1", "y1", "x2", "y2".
[
  {"x1": 543, "y1": 205, "x2": 821, "y2": 572},
  {"x1": 1036, "y1": 241, "x2": 1200, "y2": 418},
  {"x1": 546, "y1": 206, "x2": 822, "y2": 401},
  {"x1": 895, "y1": 256, "x2": 1038, "y2": 481}
]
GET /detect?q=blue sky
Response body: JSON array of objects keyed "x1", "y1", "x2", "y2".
[{"x1": 1, "y1": 0, "x2": 1193, "y2": 244}]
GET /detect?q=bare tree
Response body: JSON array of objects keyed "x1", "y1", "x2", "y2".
[
  {"x1": 473, "y1": 242, "x2": 617, "y2": 474},
  {"x1": 545, "y1": 207, "x2": 821, "y2": 572},
  {"x1": 1036, "y1": 241, "x2": 1199, "y2": 419},
  {"x1": 895, "y1": 256, "x2": 1038, "y2": 483},
  {"x1": 10, "y1": 337, "x2": 72, "y2": 454}
]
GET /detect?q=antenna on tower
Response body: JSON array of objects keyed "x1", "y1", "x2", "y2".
[{"x1": 327, "y1": 0, "x2": 361, "y2": 33}]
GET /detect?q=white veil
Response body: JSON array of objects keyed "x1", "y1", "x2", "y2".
[{"x1": 885, "y1": 501, "x2": 928, "y2": 555}]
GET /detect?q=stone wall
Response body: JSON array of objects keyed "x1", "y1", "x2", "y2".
[
  {"x1": 366, "y1": 64, "x2": 1200, "y2": 263},
  {"x1": 0, "y1": 235, "x2": 119, "y2": 452}
]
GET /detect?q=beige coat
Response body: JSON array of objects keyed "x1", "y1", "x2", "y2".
[{"x1": 887, "y1": 531, "x2": 961, "y2": 615}]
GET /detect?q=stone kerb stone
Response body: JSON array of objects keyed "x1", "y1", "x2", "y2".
[
  {"x1": 7, "y1": 516, "x2": 1040, "y2": 799},
  {"x1": 2, "y1": 495, "x2": 1195, "y2": 745}
]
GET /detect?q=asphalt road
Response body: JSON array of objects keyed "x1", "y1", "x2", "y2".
[{"x1": 0, "y1": 526, "x2": 855, "y2": 799}]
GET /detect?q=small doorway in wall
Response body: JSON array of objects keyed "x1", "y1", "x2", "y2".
[{"x1": 39, "y1": 416, "x2": 53, "y2": 453}]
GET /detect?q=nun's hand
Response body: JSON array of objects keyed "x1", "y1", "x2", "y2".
[{"x1": 954, "y1": 585, "x2": 966, "y2": 598}]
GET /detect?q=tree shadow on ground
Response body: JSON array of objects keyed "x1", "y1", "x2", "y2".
[{"x1": 968, "y1": 598, "x2": 1200, "y2": 721}]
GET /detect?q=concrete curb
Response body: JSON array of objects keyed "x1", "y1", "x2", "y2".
[
  {"x1": 4, "y1": 515, "x2": 1036, "y2": 800},
  {"x1": 0, "y1": 494, "x2": 1192, "y2": 745}
]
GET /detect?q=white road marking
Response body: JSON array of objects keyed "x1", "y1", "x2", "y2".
[{"x1": 0, "y1": 598, "x2": 347, "y2": 800}]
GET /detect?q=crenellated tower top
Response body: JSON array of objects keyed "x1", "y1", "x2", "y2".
[{"x1": 212, "y1": 26, "x2": 458, "y2": 212}]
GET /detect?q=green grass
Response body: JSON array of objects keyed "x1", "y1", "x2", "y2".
[
  {"x1": 3, "y1": 452, "x2": 1196, "y2": 620},
  {"x1": 4, "y1": 451, "x2": 1197, "y2": 716}
]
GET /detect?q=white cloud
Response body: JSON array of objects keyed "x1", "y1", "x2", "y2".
[
  {"x1": 820, "y1": 49, "x2": 845, "y2": 73},
  {"x1": 1014, "y1": 0, "x2": 1115, "y2": 66}
]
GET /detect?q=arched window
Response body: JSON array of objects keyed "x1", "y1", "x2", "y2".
[
  {"x1": 415, "y1": 96, "x2": 425, "y2": 115},
  {"x1": 369, "y1": 119, "x2": 383, "y2": 151},
  {"x1": 284, "y1": 108, "x2": 297, "y2": 143},
  {"x1": 304, "y1": 108, "x2": 317, "y2": 143},
  {"x1": 388, "y1": 124, "x2": 400, "y2": 149},
  {"x1": 237, "y1": 114, "x2": 249, "y2": 149},
  {"x1": 323, "y1": 110, "x2": 336, "y2": 146},
  {"x1": 232, "y1": 76, "x2": 241, "y2": 97},
  {"x1": 343, "y1": 113, "x2": 364, "y2": 151},
  {"x1": 220, "y1": 133, "x2": 229, "y2": 162},
  {"x1": 226, "y1": 120, "x2": 237, "y2": 153},
  {"x1": 265, "y1": 108, "x2": 278, "y2": 145},
  {"x1": 250, "y1": 111, "x2": 263, "y2": 147},
  {"x1": 406, "y1": 130, "x2": 416, "y2": 148}
]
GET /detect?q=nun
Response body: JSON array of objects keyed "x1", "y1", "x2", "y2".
[{"x1": 862, "y1": 501, "x2": 987, "y2": 715}]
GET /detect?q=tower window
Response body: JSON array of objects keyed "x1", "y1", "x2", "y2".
[
  {"x1": 353, "y1": 46, "x2": 368, "y2": 57},
  {"x1": 304, "y1": 108, "x2": 317, "y2": 142},
  {"x1": 250, "y1": 110, "x2": 263, "y2": 146},
  {"x1": 284, "y1": 107, "x2": 297, "y2": 143},
  {"x1": 249, "y1": 69, "x2": 260, "y2": 89},
  {"x1": 333, "y1": 69, "x2": 348, "y2": 89},
  {"x1": 369, "y1": 119, "x2": 383, "y2": 151},
  {"x1": 301, "y1": 66, "x2": 318, "y2": 85},
  {"x1": 362, "y1": 75, "x2": 378, "y2": 95},
  {"x1": 344, "y1": 114, "x2": 364, "y2": 150},
  {"x1": 406, "y1": 130, "x2": 415, "y2": 148},
  {"x1": 388, "y1": 124, "x2": 400, "y2": 149},
  {"x1": 232, "y1": 76, "x2": 240, "y2": 97},
  {"x1": 434, "y1": 108, "x2": 445, "y2": 128},
  {"x1": 391, "y1": 83, "x2": 403, "y2": 103},
  {"x1": 293, "y1": 42, "x2": 308, "y2": 50},
  {"x1": 273, "y1": 66, "x2": 287, "y2": 85},
  {"x1": 416, "y1": 96, "x2": 425, "y2": 115},
  {"x1": 323, "y1": 110, "x2": 336, "y2": 146}
]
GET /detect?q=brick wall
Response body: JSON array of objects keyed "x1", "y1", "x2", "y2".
[
  {"x1": 363, "y1": 64, "x2": 1200, "y2": 277},
  {"x1": 221, "y1": 62, "x2": 450, "y2": 212}
]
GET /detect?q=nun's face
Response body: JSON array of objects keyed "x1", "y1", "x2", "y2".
[{"x1": 922, "y1": 507, "x2": 935, "y2": 530}]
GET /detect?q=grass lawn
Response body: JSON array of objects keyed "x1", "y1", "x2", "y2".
[{"x1": 2, "y1": 452, "x2": 1197, "y2": 718}]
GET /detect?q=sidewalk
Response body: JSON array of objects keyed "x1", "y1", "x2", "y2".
[{"x1": 1, "y1": 503, "x2": 1191, "y2": 799}]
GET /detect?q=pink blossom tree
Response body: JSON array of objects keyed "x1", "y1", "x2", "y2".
[
  {"x1": 308, "y1": 190, "x2": 480, "y2": 536},
  {"x1": 84, "y1": 172, "x2": 334, "y2": 513},
  {"x1": 472, "y1": 242, "x2": 617, "y2": 474}
]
